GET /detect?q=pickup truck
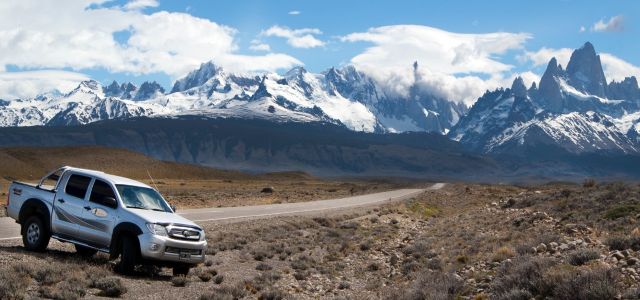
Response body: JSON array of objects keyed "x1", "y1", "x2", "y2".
[{"x1": 5, "y1": 166, "x2": 207, "y2": 275}]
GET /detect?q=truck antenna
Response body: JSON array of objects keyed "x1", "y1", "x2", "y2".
[{"x1": 146, "y1": 169, "x2": 160, "y2": 191}]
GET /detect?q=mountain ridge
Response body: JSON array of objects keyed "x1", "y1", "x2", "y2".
[{"x1": 0, "y1": 62, "x2": 466, "y2": 134}]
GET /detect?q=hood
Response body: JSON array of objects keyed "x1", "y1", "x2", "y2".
[{"x1": 130, "y1": 209, "x2": 201, "y2": 229}]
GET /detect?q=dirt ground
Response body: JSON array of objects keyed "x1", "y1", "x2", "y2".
[{"x1": 1, "y1": 182, "x2": 640, "y2": 299}]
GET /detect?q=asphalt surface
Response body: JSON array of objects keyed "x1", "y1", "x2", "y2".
[{"x1": 0, "y1": 183, "x2": 444, "y2": 241}]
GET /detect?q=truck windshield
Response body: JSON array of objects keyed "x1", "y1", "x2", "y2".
[{"x1": 116, "y1": 185, "x2": 172, "y2": 213}]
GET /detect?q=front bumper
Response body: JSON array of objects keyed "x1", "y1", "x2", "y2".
[{"x1": 138, "y1": 233, "x2": 207, "y2": 265}]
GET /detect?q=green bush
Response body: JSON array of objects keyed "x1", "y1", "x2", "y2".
[{"x1": 567, "y1": 249, "x2": 600, "y2": 266}]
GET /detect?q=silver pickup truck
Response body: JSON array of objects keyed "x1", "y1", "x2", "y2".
[{"x1": 5, "y1": 166, "x2": 207, "y2": 275}]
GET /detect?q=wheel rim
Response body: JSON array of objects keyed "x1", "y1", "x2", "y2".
[{"x1": 26, "y1": 223, "x2": 40, "y2": 245}]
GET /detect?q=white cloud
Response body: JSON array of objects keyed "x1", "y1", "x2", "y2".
[
  {"x1": 341, "y1": 25, "x2": 531, "y2": 104},
  {"x1": 522, "y1": 47, "x2": 640, "y2": 82},
  {"x1": 0, "y1": 1, "x2": 301, "y2": 82},
  {"x1": 124, "y1": 0, "x2": 159, "y2": 10},
  {"x1": 591, "y1": 15, "x2": 625, "y2": 32},
  {"x1": 579, "y1": 26, "x2": 586, "y2": 33},
  {"x1": 0, "y1": 70, "x2": 89, "y2": 99},
  {"x1": 288, "y1": 10, "x2": 300, "y2": 15},
  {"x1": 600, "y1": 53, "x2": 640, "y2": 82},
  {"x1": 261, "y1": 25, "x2": 325, "y2": 48},
  {"x1": 520, "y1": 47, "x2": 573, "y2": 68},
  {"x1": 249, "y1": 39, "x2": 271, "y2": 52}
]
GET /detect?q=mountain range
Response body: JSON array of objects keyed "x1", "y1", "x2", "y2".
[
  {"x1": 2, "y1": 41, "x2": 640, "y2": 179},
  {"x1": 0, "y1": 61, "x2": 466, "y2": 134},
  {"x1": 450, "y1": 42, "x2": 640, "y2": 156}
]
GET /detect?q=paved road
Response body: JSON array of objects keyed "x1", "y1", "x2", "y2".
[{"x1": 0, "y1": 183, "x2": 444, "y2": 241}]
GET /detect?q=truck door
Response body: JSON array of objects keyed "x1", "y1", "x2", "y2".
[
  {"x1": 51, "y1": 173, "x2": 92, "y2": 239},
  {"x1": 76, "y1": 179, "x2": 119, "y2": 248}
]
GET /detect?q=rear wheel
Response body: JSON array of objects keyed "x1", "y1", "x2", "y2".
[
  {"x1": 173, "y1": 264, "x2": 191, "y2": 276},
  {"x1": 22, "y1": 216, "x2": 50, "y2": 252},
  {"x1": 117, "y1": 236, "x2": 139, "y2": 275},
  {"x1": 75, "y1": 244, "x2": 98, "y2": 257}
]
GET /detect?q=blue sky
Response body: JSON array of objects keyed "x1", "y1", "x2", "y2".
[{"x1": 0, "y1": 0, "x2": 638, "y2": 102}]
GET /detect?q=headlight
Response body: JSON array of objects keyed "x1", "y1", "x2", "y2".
[{"x1": 146, "y1": 223, "x2": 168, "y2": 236}]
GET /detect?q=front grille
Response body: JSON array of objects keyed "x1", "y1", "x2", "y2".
[
  {"x1": 165, "y1": 247, "x2": 202, "y2": 255},
  {"x1": 168, "y1": 227, "x2": 201, "y2": 241}
]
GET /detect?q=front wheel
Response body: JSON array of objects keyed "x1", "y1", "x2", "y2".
[
  {"x1": 117, "y1": 236, "x2": 139, "y2": 275},
  {"x1": 22, "y1": 216, "x2": 50, "y2": 252}
]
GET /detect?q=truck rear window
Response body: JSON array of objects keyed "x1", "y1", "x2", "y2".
[{"x1": 65, "y1": 174, "x2": 92, "y2": 199}]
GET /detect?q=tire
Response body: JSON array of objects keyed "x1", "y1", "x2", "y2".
[
  {"x1": 117, "y1": 236, "x2": 139, "y2": 275},
  {"x1": 173, "y1": 264, "x2": 191, "y2": 276},
  {"x1": 22, "y1": 216, "x2": 50, "y2": 252},
  {"x1": 75, "y1": 244, "x2": 98, "y2": 257}
]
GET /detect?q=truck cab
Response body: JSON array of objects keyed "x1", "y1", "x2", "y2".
[{"x1": 6, "y1": 166, "x2": 207, "y2": 275}]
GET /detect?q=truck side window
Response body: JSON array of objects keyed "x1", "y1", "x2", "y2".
[
  {"x1": 65, "y1": 174, "x2": 92, "y2": 199},
  {"x1": 90, "y1": 180, "x2": 117, "y2": 208}
]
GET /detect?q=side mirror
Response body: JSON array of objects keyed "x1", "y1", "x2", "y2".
[
  {"x1": 171, "y1": 204, "x2": 177, "y2": 213},
  {"x1": 102, "y1": 196, "x2": 118, "y2": 208}
]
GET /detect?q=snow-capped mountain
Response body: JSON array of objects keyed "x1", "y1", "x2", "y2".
[
  {"x1": 0, "y1": 62, "x2": 466, "y2": 133},
  {"x1": 450, "y1": 42, "x2": 640, "y2": 155}
]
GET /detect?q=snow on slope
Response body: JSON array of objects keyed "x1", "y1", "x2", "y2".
[{"x1": 0, "y1": 63, "x2": 462, "y2": 134}]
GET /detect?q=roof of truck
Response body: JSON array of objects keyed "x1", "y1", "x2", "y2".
[{"x1": 63, "y1": 166, "x2": 152, "y2": 188}]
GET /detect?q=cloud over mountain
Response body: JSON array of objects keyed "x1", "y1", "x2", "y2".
[{"x1": 341, "y1": 25, "x2": 531, "y2": 104}]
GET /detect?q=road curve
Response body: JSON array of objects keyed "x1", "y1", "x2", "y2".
[{"x1": 0, "y1": 183, "x2": 444, "y2": 241}]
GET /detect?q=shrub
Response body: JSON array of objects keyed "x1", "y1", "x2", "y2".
[
  {"x1": 455, "y1": 255, "x2": 468, "y2": 264},
  {"x1": 426, "y1": 258, "x2": 443, "y2": 271},
  {"x1": 492, "y1": 246, "x2": 516, "y2": 262},
  {"x1": 567, "y1": 249, "x2": 600, "y2": 266},
  {"x1": 258, "y1": 290, "x2": 290, "y2": 300},
  {"x1": 293, "y1": 271, "x2": 308, "y2": 281},
  {"x1": 196, "y1": 269, "x2": 213, "y2": 282},
  {"x1": 552, "y1": 267, "x2": 618, "y2": 300},
  {"x1": 496, "y1": 288, "x2": 533, "y2": 300},
  {"x1": 200, "y1": 284, "x2": 246, "y2": 300},
  {"x1": 0, "y1": 271, "x2": 30, "y2": 300},
  {"x1": 583, "y1": 179, "x2": 596, "y2": 188},
  {"x1": 213, "y1": 275, "x2": 224, "y2": 284},
  {"x1": 205, "y1": 259, "x2": 214, "y2": 267},
  {"x1": 386, "y1": 272, "x2": 464, "y2": 300},
  {"x1": 312, "y1": 217, "x2": 334, "y2": 227},
  {"x1": 39, "y1": 278, "x2": 86, "y2": 300},
  {"x1": 359, "y1": 240, "x2": 372, "y2": 251},
  {"x1": 249, "y1": 271, "x2": 282, "y2": 291},
  {"x1": 606, "y1": 235, "x2": 640, "y2": 251},
  {"x1": 93, "y1": 276, "x2": 127, "y2": 297},
  {"x1": 290, "y1": 259, "x2": 309, "y2": 271},
  {"x1": 171, "y1": 276, "x2": 188, "y2": 287},
  {"x1": 492, "y1": 256, "x2": 557, "y2": 297},
  {"x1": 256, "y1": 263, "x2": 273, "y2": 271},
  {"x1": 604, "y1": 204, "x2": 640, "y2": 220},
  {"x1": 366, "y1": 263, "x2": 380, "y2": 272}
]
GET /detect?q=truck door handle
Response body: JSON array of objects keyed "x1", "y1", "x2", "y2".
[
  {"x1": 83, "y1": 206, "x2": 91, "y2": 211},
  {"x1": 57, "y1": 199, "x2": 65, "y2": 203}
]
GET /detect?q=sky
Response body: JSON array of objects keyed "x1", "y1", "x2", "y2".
[{"x1": 0, "y1": 0, "x2": 638, "y2": 104}]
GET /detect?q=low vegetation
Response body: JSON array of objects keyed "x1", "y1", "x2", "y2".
[{"x1": 1, "y1": 181, "x2": 639, "y2": 298}]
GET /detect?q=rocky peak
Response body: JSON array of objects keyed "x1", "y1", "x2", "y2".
[
  {"x1": 285, "y1": 66, "x2": 307, "y2": 79},
  {"x1": 537, "y1": 57, "x2": 565, "y2": 112},
  {"x1": 608, "y1": 76, "x2": 640, "y2": 100},
  {"x1": 103, "y1": 80, "x2": 122, "y2": 97},
  {"x1": 511, "y1": 77, "x2": 528, "y2": 98},
  {"x1": 566, "y1": 42, "x2": 608, "y2": 97},
  {"x1": 134, "y1": 81, "x2": 165, "y2": 101},
  {"x1": 171, "y1": 61, "x2": 221, "y2": 93}
]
